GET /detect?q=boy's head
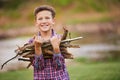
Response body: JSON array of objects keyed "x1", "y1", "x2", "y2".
[
  {"x1": 34, "y1": 5, "x2": 56, "y2": 19},
  {"x1": 34, "y1": 5, "x2": 56, "y2": 32}
]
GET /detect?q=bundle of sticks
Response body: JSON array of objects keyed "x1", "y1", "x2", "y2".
[{"x1": 1, "y1": 27, "x2": 82, "y2": 69}]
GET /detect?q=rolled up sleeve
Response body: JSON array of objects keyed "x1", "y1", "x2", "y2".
[
  {"x1": 33, "y1": 54, "x2": 44, "y2": 70},
  {"x1": 53, "y1": 53, "x2": 65, "y2": 70}
]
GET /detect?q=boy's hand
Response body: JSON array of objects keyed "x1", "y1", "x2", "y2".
[
  {"x1": 50, "y1": 35, "x2": 61, "y2": 53},
  {"x1": 34, "y1": 36, "x2": 43, "y2": 55},
  {"x1": 34, "y1": 36, "x2": 43, "y2": 47}
]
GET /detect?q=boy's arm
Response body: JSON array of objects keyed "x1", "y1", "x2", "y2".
[
  {"x1": 34, "y1": 35, "x2": 43, "y2": 55},
  {"x1": 53, "y1": 53, "x2": 65, "y2": 70},
  {"x1": 50, "y1": 35, "x2": 65, "y2": 69},
  {"x1": 33, "y1": 54, "x2": 44, "y2": 70},
  {"x1": 29, "y1": 36, "x2": 44, "y2": 70},
  {"x1": 33, "y1": 36, "x2": 45, "y2": 69}
]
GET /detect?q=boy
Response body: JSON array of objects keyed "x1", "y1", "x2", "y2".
[{"x1": 29, "y1": 5, "x2": 70, "y2": 80}]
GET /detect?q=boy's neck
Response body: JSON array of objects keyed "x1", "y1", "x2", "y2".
[{"x1": 40, "y1": 30, "x2": 52, "y2": 41}]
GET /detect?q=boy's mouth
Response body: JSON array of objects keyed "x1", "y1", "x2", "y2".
[
  {"x1": 41, "y1": 25, "x2": 49, "y2": 28},
  {"x1": 41, "y1": 23, "x2": 49, "y2": 27}
]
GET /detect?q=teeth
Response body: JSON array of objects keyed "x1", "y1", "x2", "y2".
[{"x1": 41, "y1": 23, "x2": 48, "y2": 26}]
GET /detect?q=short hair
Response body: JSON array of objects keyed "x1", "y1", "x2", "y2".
[{"x1": 34, "y1": 5, "x2": 56, "y2": 18}]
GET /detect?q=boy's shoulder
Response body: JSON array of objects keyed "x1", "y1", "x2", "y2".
[{"x1": 28, "y1": 36, "x2": 35, "y2": 43}]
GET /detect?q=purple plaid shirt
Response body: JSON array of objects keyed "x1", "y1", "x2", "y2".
[{"x1": 29, "y1": 29, "x2": 70, "y2": 80}]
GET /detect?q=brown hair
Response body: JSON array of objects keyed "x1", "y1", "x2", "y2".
[{"x1": 34, "y1": 5, "x2": 56, "y2": 19}]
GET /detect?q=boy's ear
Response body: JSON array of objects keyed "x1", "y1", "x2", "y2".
[{"x1": 52, "y1": 18, "x2": 55, "y2": 25}]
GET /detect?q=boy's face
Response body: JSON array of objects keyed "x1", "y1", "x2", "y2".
[{"x1": 35, "y1": 10, "x2": 55, "y2": 32}]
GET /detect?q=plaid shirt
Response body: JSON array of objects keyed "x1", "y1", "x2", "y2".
[{"x1": 29, "y1": 29, "x2": 70, "y2": 80}]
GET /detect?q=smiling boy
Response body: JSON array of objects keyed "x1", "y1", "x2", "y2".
[{"x1": 29, "y1": 5, "x2": 70, "y2": 80}]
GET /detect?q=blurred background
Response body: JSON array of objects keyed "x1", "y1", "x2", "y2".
[{"x1": 0, "y1": 0, "x2": 120, "y2": 80}]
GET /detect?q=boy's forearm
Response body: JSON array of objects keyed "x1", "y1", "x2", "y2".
[
  {"x1": 35, "y1": 45, "x2": 42, "y2": 56},
  {"x1": 53, "y1": 47, "x2": 60, "y2": 53},
  {"x1": 52, "y1": 43, "x2": 60, "y2": 53}
]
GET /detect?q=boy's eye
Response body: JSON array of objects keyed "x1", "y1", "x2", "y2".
[
  {"x1": 38, "y1": 18, "x2": 42, "y2": 20},
  {"x1": 45, "y1": 17, "x2": 50, "y2": 19}
]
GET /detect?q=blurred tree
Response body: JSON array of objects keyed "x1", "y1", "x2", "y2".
[{"x1": 0, "y1": 0, "x2": 27, "y2": 10}]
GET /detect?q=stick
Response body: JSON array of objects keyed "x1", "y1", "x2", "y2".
[
  {"x1": 1, "y1": 54, "x2": 19, "y2": 69},
  {"x1": 18, "y1": 58, "x2": 30, "y2": 62},
  {"x1": 42, "y1": 37, "x2": 83, "y2": 48}
]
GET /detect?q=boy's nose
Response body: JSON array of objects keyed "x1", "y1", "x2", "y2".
[{"x1": 41, "y1": 19, "x2": 47, "y2": 23}]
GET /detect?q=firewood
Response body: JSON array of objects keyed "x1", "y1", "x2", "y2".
[{"x1": 1, "y1": 27, "x2": 83, "y2": 69}]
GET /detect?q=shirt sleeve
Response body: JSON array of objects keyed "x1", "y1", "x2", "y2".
[
  {"x1": 52, "y1": 53, "x2": 65, "y2": 70},
  {"x1": 33, "y1": 54, "x2": 44, "y2": 70},
  {"x1": 28, "y1": 38, "x2": 34, "y2": 43}
]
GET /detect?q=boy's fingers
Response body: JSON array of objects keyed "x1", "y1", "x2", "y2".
[
  {"x1": 59, "y1": 38, "x2": 61, "y2": 42},
  {"x1": 34, "y1": 36, "x2": 37, "y2": 41},
  {"x1": 56, "y1": 35, "x2": 61, "y2": 41},
  {"x1": 34, "y1": 36, "x2": 40, "y2": 42},
  {"x1": 33, "y1": 35, "x2": 36, "y2": 39},
  {"x1": 39, "y1": 36, "x2": 42, "y2": 39}
]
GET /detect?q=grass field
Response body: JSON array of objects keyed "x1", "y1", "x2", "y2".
[
  {"x1": 0, "y1": 61, "x2": 120, "y2": 80},
  {"x1": 68, "y1": 61, "x2": 120, "y2": 80}
]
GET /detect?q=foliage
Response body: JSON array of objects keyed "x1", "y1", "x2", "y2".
[
  {"x1": 0, "y1": 0, "x2": 120, "y2": 11},
  {"x1": 0, "y1": 0, "x2": 120, "y2": 31},
  {"x1": 47, "y1": 0, "x2": 73, "y2": 7},
  {"x1": 0, "y1": 0, "x2": 27, "y2": 10}
]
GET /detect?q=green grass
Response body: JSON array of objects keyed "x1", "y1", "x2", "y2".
[
  {"x1": 68, "y1": 61, "x2": 120, "y2": 80},
  {"x1": 0, "y1": 61, "x2": 120, "y2": 80},
  {"x1": 0, "y1": 69, "x2": 33, "y2": 80}
]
